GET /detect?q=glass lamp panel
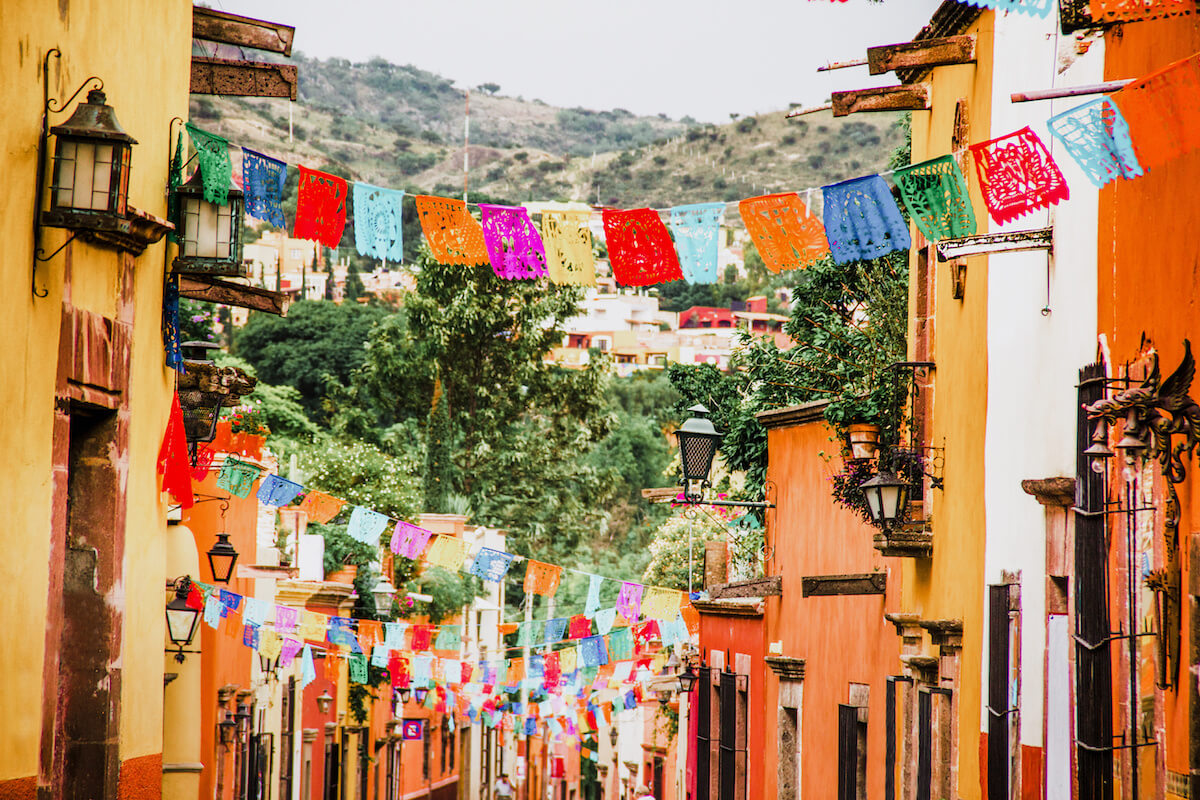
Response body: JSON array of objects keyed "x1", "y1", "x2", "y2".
[
  {"x1": 89, "y1": 143, "x2": 114, "y2": 210},
  {"x1": 53, "y1": 140, "x2": 79, "y2": 207},
  {"x1": 680, "y1": 436, "x2": 717, "y2": 481},
  {"x1": 166, "y1": 605, "x2": 199, "y2": 646},
  {"x1": 864, "y1": 488, "x2": 882, "y2": 523},
  {"x1": 216, "y1": 204, "x2": 232, "y2": 258}
]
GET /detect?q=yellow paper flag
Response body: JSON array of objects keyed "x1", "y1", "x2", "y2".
[
  {"x1": 539, "y1": 207, "x2": 595, "y2": 286},
  {"x1": 425, "y1": 535, "x2": 471, "y2": 570}
]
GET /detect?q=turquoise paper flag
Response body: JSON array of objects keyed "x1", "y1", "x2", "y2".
[
  {"x1": 204, "y1": 595, "x2": 223, "y2": 629},
  {"x1": 669, "y1": 202, "x2": 724, "y2": 285},
  {"x1": 347, "y1": 506, "x2": 389, "y2": 544},
  {"x1": 371, "y1": 644, "x2": 390, "y2": 668},
  {"x1": 435, "y1": 625, "x2": 462, "y2": 650},
  {"x1": 300, "y1": 645, "x2": 316, "y2": 689},
  {"x1": 585, "y1": 575, "x2": 603, "y2": 616}
]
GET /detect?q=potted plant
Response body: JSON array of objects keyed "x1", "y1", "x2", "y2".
[{"x1": 226, "y1": 403, "x2": 269, "y2": 460}]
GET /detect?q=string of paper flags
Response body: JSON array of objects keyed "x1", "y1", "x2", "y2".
[{"x1": 171, "y1": 49, "x2": 1190, "y2": 293}]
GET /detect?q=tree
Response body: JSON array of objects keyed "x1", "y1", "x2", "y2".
[
  {"x1": 234, "y1": 300, "x2": 389, "y2": 420},
  {"x1": 477, "y1": 82, "x2": 501, "y2": 95},
  {"x1": 422, "y1": 378, "x2": 454, "y2": 513},
  {"x1": 343, "y1": 262, "x2": 365, "y2": 302}
]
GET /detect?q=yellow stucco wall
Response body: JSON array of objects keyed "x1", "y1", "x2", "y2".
[
  {"x1": 904, "y1": 12, "x2": 994, "y2": 800},
  {"x1": 0, "y1": 0, "x2": 192, "y2": 781}
]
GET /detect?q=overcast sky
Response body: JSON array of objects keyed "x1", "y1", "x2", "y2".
[{"x1": 213, "y1": 0, "x2": 943, "y2": 123}]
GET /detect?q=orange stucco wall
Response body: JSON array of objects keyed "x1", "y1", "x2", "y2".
[
  {"x1": 1101, "y1": 19, "x2": 1200, "y2": 784},
  {"x1": 760, "y1": 412, "x2": 901, "y2": 799}
]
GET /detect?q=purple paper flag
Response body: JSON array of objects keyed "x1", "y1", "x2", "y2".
[
  {"x1": 479, "y1": 204, "x2": 547, "y2": 280},
  {"x1": 391, "y1": 520, "x2": 433, "y2": 560},
  {"x1": 279, "y1": 637, "x2": 303, "y2": 668},
  {"x1": 275, "y1": 605, "x2": 298, "y2": 634},
  {"x1": 616, "y1": 582, "x2": 644, "y2": 622}
]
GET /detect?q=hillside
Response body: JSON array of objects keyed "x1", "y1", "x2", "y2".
[{"x1": 190, "y1": 52, "x2": 904, "y2": 213}]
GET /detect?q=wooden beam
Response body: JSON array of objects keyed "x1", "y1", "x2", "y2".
[
  {"x1": 867, "y1": 35, "x2": 975, "y2": 76},
  {"x1": 641, "y1": 487, "x2": 681, "y2": 504},
  {"x1": 832, "y1": 85, "x2": 930, "y2": 117},
  {"x1": 707, "y1": 575, "x2": 783, "y2": 599},
  {"x1": 800, "y1": 573, "x2": 887, "y2": 597},
  {"x1": 190, "y1": 57, "x2": 298, "y2": 101},
  {"x1": 192, "y1": 7, "x2": 295, "y2": 56},
  {"x1": 178, "y1": 275, "x2": 290, "y2": 316}
]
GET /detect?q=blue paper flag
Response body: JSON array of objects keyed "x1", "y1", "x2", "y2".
[
  {"x1": 1047, "y1": 97, "x2": 1143, "y2": 189},
  {"x1": 256, "y1": 474, "x2": 304, "y2": 507},
  {"x1": 544, "y1": 618, "x2": 569, "y2": 645},
  {"x1": 468, "y1": 547, "x2": 516, "y2": 583},
  {"x1": 352, "y1": 183, "x2": 405, "y2": 262},
  {"x1": 524, "y1": 717, "x2": 538, "y2": 736},
  {"x1": 218, "y1": 590, "x2": 241, "y2": 616},
  {"x1": 328, "y1": 616, "x2": 362, "y2": 652},
  {"x1": 581, "y1": 635, "x2": 609, "y2": 667},
  {"x1": 347, "y1": 506, "x2": 390, "y2": 544},
  {"x1": 241, "y1": 148, "x2": 288, "y2": 228},
  {"x1": 822, "y1": 175, "x2": 911, "y2": 264},
  {"x1": 669, "y1": 202, "x2": 725, "y2": 284},
  {"x1": 961, "y1": 0, "x2": 1052, "y2": 18}
]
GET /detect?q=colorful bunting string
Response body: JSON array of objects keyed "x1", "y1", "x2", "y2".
[
  {"x1": 961, "y1": 0, "x2": 1053, "y2": 17},
  {"x1": 352, "y1": 183, "x2": 405, "y2": 262},
  {"x1": 601, "y1": 208, "x2": 684, "y2": 287},
  {"x1": 479, "y1": 204, "x2": 548, "y2": 280},
  {"x1": 415, "y1": 195, "x2": 490, "y2": 266},
  {"x1": 1111, "y1": 53, "x2": 1200, "y2": 171},
  {"x1": 242, "y1": 148, "x2": 288, "y2": 228},
  {"x1": 669, "y1": 202, "x2": 725, "y2": 285},
  {"x1": 1092, "y1": 0, "x2": 1196, "y2": 22},
  {"x1": 184, "y1": 122, "x2": 232, "y2": 205}
]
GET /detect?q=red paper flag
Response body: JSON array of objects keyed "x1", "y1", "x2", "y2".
[
  {"x1": 294, "y1": 166, "x2": 348, "y2": 248},
  {"x1": 410, "y1": 624, "x2": 434, "y2": 652},
  {"x1": 568, "y1": 615, "x2": 592, "y2": 639},
  {"x1": 969, "y1": 127, "x2": 1069, "y2": 225},
  {"x1": 185, "y1": 585, "x2": 205, "y2": 611},
  {"x1": 156, "y1": 392, "x2": 194, "y2": 509},
  {"x1": 601, "y1": 208, "x2": 683, "y2": 287}
]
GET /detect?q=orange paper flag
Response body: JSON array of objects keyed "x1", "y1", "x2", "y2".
[
  {"x1": 415, "y1": 195, "x2": 490, "y2": 266},
  {"x1": 739, "y1": 192, "x2": 829, "y2": 273}
]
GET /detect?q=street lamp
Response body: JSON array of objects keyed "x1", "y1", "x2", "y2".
[
  {"x1": 316, "y1": 690, "x2": 334, "y2": 715},
  {"x1": 172, "y1": 162, "x2": 246, "y2": 277},
  {"x1": 206, "y1": 532, "x2": 239, "y2": 584},
  {"x1": 398, "y1": 688, "x2": 412, "y2": 705},
  {"x1": 218, "y1": 709, "x2": 239, "y2": 746},
  {"x1": 414, "y1": 687, "x2": 429, "y2": 705},
  {"x1": 164, "y1": 576, "x2": 200, "y2": 663},
  {"x1": 860, "y1": 469, "x2": 911, "y2": 531},
  {"x1": 678, "y1": 664, "x2": 698, "y2": 694},
  {"x1": 372, "y1": 575, "x2": 397, "y2": 618},
  {"x1": 609, "y1": 726, "x2": 618, "y2": 749},
  {"x1": 673, "y1": 404, "x2": 723, "y2": 503}
]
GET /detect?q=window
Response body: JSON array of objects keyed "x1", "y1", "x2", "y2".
[
  {"x1": 279, "y1": 679, "x2": 295, "y2": 800},
  {"x1": 423, "y1": 722, "x2": 431, "y2": 781},
  {"x1": 987, "y1": 584, "x2": 1014, "y2": 800},
  {"x1": 884, "y1": 677, "x2": 911, "y2": 800},
  {"x1": 838, "y1": 685, "x2": 868, "y2": 800},
  {"x1": 718, "y1": 669, "x2": 748, "y2": 799},
  {"x1": 695, "y1": 667, "x2": 713, "y2": 800}
]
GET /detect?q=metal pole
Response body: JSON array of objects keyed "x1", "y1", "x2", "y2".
[
  {"x1": 817, "y1": 57, "x2": 868, "y2": 72},
  {"x1": 463, "y1": 89, "x2": 471, "y2": 203},
  {"x1": 1009, "y1": 80, "x2": 1132, "y2": 103},
  {"x1": 786, "y1": 104, "x2": 833, "y2": 119}
]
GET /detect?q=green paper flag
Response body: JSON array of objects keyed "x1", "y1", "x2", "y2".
[
  {"x1": 892, "y1": 155, "x2": 976, "y2": 243},
  {"x1": 185, "y1": 122, "x2": 232, "y2": 205}
]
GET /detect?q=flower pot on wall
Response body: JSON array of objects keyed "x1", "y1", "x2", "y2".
[
  {"x1": 326, "y1": 564, "x2": 358, "y2": 585},
  {"x1": 846, "y1": 422, "x2": 881, "y2": 460}
]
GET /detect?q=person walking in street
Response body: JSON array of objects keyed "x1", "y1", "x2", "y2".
[
  {"x1": 494, "y1": 773, "x2": 514, "y2": 799},
  {"x1": 634, "y1": 785, "x2": 655, "y2": 800}
]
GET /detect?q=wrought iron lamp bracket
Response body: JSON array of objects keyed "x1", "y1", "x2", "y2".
[{"x1": 32, "y1": 48, "x2": 105, "y2": 298}]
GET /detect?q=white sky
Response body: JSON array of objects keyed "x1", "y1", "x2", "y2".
[{"x1": 212, "y1": 0, "x2": 944, "y2": 123}]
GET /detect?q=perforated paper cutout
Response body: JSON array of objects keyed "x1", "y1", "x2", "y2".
[
  {"x1": 1112, "y1": 54, "x2": 1200, "y2": 171},
  {"x1": 1092, "y1": 0, "x2": 1196, "y2": 21},
  {"x1": 585, "y1": 574, "x2": 604, "y2": 616},
  {"x1": 480, "y1": 204, "x2": 548, "y2": 280},
  {"x1": 892, "y1": 156, "x2": 977, "y2": 242},
  {"x1": 601, "y1": 209, "x2": 683, "y2": 287},
  {"x1": 352, "y1": 183, "x2": 405, "y2": 262},
  {"x1": 391, "y1": 520, "x2": 433, "y2": 560},
  {"x1": 569, "y1": 615, "x2": 593, "y2": 639},
  {"x1": 616, "y1": 582, "x2": 644, "y2": 622},
  {"x1": 241, "y1": 148, "x2": 287, "y2": 227},
  {"x1": 295, "y1": 166, "x2": 348, "y2": 248},
  {"x1": 540, "y1": 208, "x2": 596, "y2": 285},
  {"x1": 468, "y1": 547, "x2": 516, "y2": 582},
  {"x1": 524, "y1": 560, "x2": 563, "y2": 596},
  {"x1": 1047, "y1": 97, "x2": 1143, "y2": 188},
  {"x1": 738, "y1": 193, "x2": 829, "y2": 273},
  {"x1": 960, "y1": 0, "x2": 1053, "y2": 17},
  {"x1": 821, "y1": 175, "x2": 912, "y2": 263},
  {"x1": 415, "y1": 195, "x2": 490, "y2": 265},
  {"x1": 669, "y1": 202, "x2": 725, "y2": 285},
  {"x1": 298, "y1": 491, "x2": 345, "y2": 524},
  {"x1": 347, "y1": 505, "x2": 390, "y2": 544},
  {"x1": 215, "y1": 457, "x2": 262, "y2": 499},
  {"x1": 640, "y1": 588, "x2": 683, "y2": 621},
  {"x1": 257, "y1": 474, "x2": 304, "y2": 507},
  {"x1": 185, "y1": 123, "x2": 232, "y2": 205},
  {"x1": 969, "y1": 127, "x2": 1070, "y2": 225},
  {"x1": 544, "y1": 618, "x2": 569, "y2": 644},
  {"x1": 425, "y1": 535, "x2": 472, "y2": 570}
]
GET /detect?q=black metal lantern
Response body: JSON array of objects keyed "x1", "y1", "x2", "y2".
[
  {"x1": 207, "y1": 532, "x2": 239, "y2": 584},
  {"x1": 414, "y1": 687, "x2": 429, "y2": 705},
  {"x1": 259, "y1": 651, "x2": 278, "y2": 678},
  {"x1": 609, "y1": 726, "x2": 618, "y2": 748},
  {"x1": 398, "y1": 687, "x2": 412, "y2": 705},
  {"x1": 218, "y1": 710, "x2": 239, "y2": 745},
  {"x1": 172, "y1": 163, "x2": 246, "y2": 277},
  {"x1": 674, "y1": 404, "x2": 723, "y2": 503},
  {"x1": 165, "y1": 576, "x2": 200, "y2": 663},
  {"x1": 860, "y1": 469, "x2": 911, "y2": 530},
  {"x1": 315, "y1": 690, "x2": 334, "y2": 715},
  {"x1": 43, "y1": 89, "x2": 136, "y2": 235},
  {"x1": 677, "y1": 664, "x2": 698, "y2": 694}
]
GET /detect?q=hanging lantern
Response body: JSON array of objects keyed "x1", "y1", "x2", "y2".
[
  {"x1": 860, "y1": 469, "x2": 911, "y2": 530},
  {"x1": 398, "y1": 687, "x2": 412, "y2": 705},
  {"x1": 315, "y1": 690, "x2": 334, "y2": 715},
  {"x1": 673, "y1": 404, "x2": 723, "y2": 503},
  {"x1": 414, "y1": 687, "x2": 429, "y2": 704},
  {"x1": 677, "y1": 663, "x2": 698, "y2": 694},
  {"x1": 43, "y1": 89, "x2": 135, "y2": 234},
  {"x1": 372, "y1": 576, "x2": 397, "y2": 618},
  {"x1": 172, "y1": 162, "x2": 247, "y2": 277},
  {"x1": 179, "y1": 341, "x2": 223, "y2": 463},
  {"x1": 207, "y1": 532, "x2": 239, "y2": 584},
  {"x1": 165, "y1": 577, "x2": 200, "y2": 663}
]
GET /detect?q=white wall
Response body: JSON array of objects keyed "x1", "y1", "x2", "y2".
[{"x1": 982, "y1": 12, "x2": 1103, "y2": 754}]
